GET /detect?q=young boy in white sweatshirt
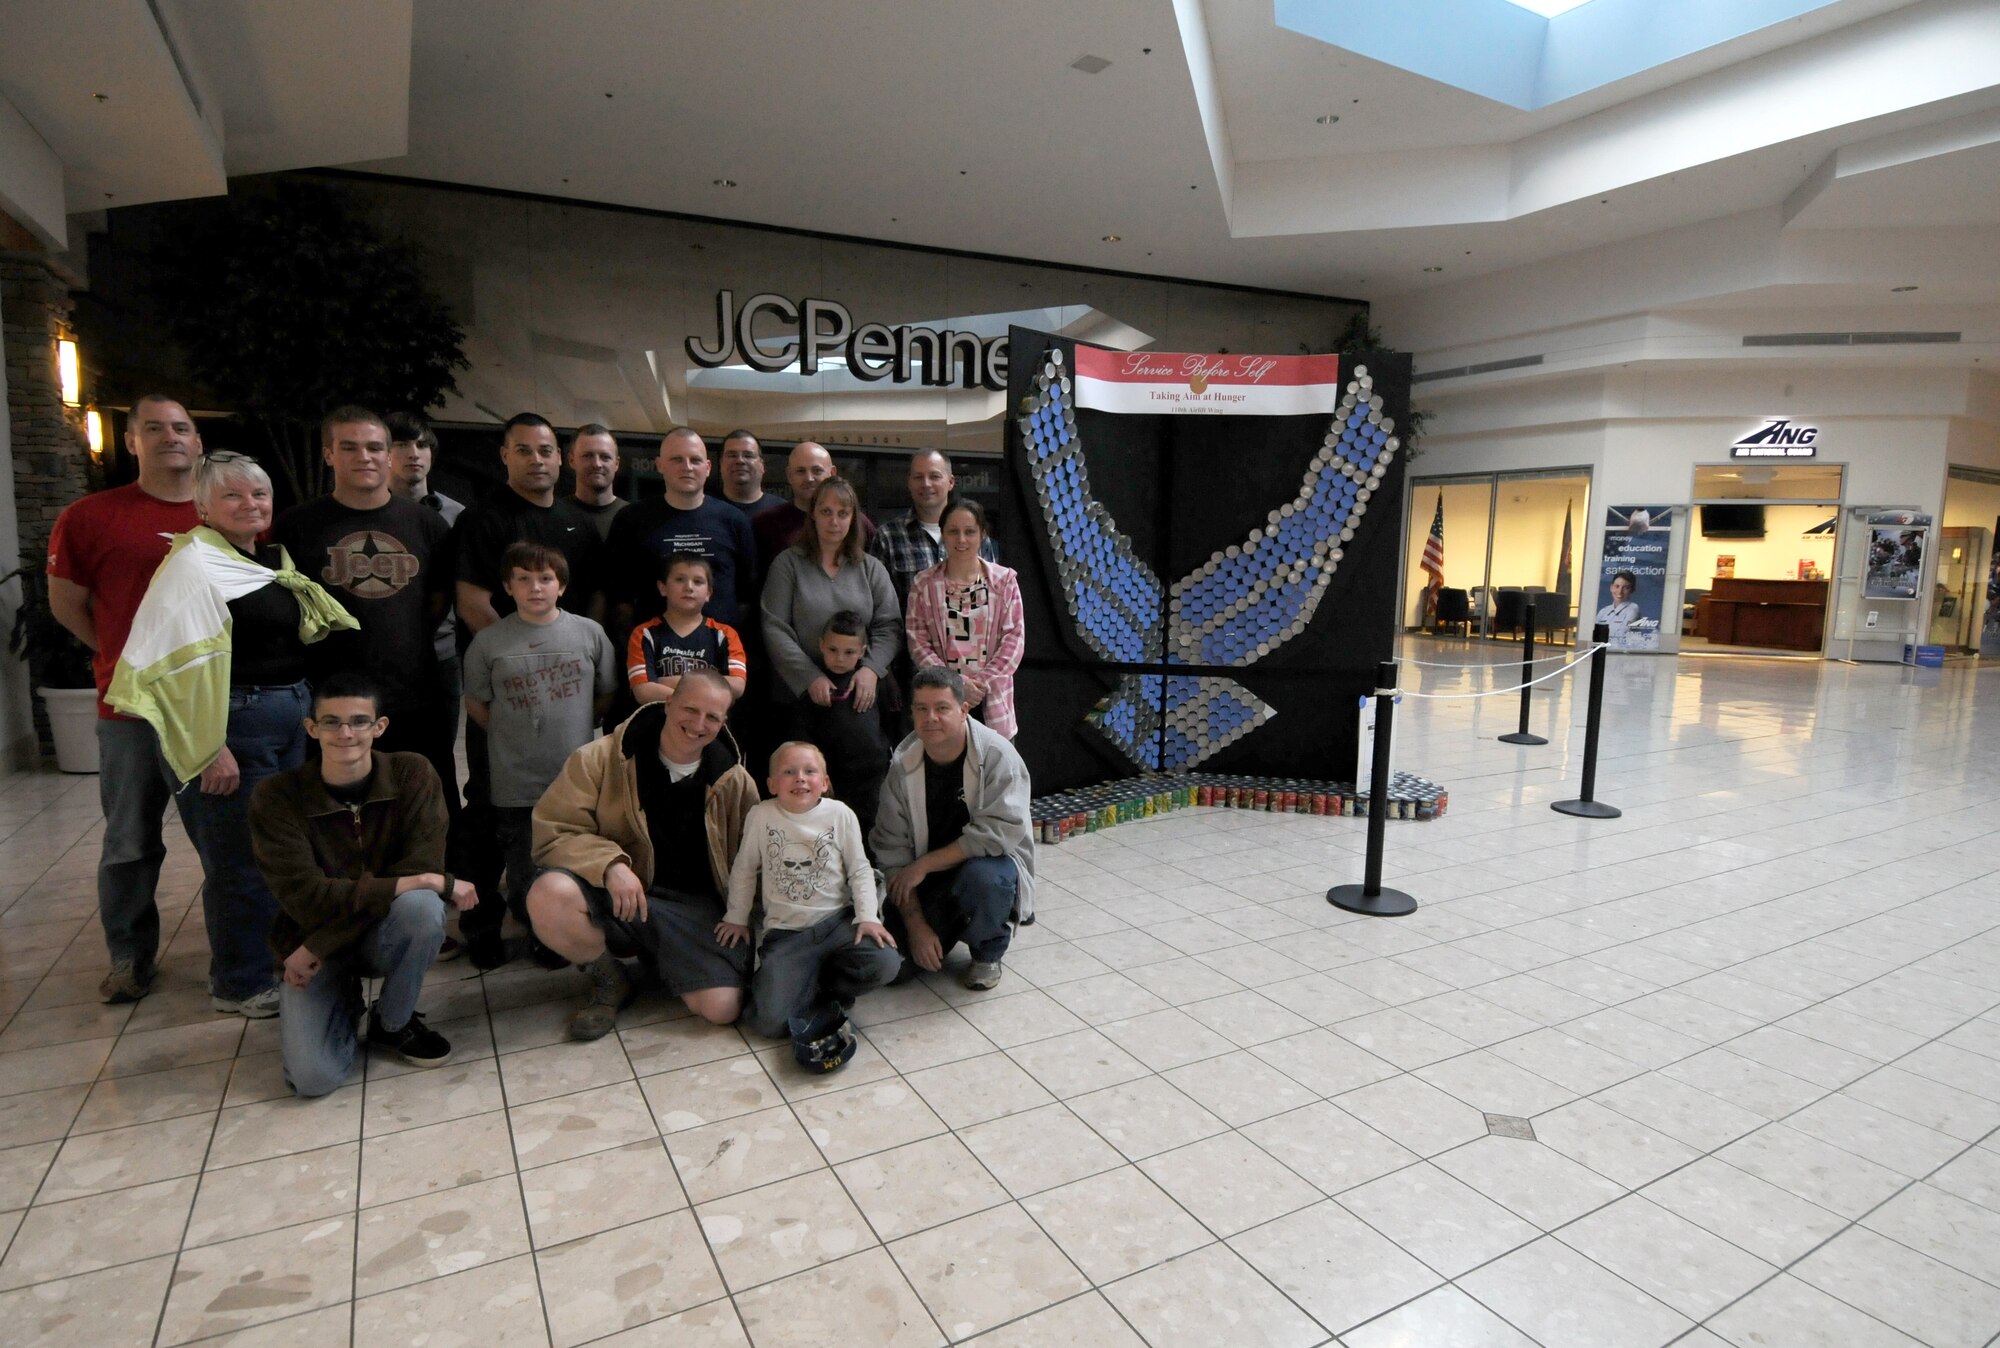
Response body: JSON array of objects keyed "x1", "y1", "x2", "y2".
[{"x1": 717, "y1": 741, "x2": 903, "y2": 1040}]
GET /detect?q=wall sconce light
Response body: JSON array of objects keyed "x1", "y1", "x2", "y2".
[
  {"x1": 57, "y1": 339, "x2": 81, "y2": 405},
  {"x1": 85, "y1": 408, "x2": 104, "y2": 461}
]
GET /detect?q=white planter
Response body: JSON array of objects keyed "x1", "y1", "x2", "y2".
[{"x1": 37, "y1": 686, "x2": 100, "y2": 773}]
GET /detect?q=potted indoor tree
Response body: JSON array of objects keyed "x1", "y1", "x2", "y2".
[{"x1": 5, "y1": 565, "x2": 100, "y2": 772}]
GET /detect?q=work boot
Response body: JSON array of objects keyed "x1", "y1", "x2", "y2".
[
  {"x1": 99, "y1": 960, "x2": 156, "y2": 1004},
  {"x1": 568, "y1": 954, "x2": 635, "y2": 1041}
]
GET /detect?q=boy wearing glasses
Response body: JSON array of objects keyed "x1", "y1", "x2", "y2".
[{"x1": 249, "y1": 671, "x2": 479, "y2": 1096}]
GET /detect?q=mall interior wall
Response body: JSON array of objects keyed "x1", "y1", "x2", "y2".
[{"x1": 77, "y1": 173, "x2": 1363, "y2": 461}]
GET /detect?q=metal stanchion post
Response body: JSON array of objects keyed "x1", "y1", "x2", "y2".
[
  {"x1": 1329, "y1": 661, "x2": 1417, "y2": 916},
  {"x1": 1553, "y1": 623, "x2": 1622, "y2": 819},
  {"x1": 1498, "y1": 599, "x2": 1547, "y2": 746}
]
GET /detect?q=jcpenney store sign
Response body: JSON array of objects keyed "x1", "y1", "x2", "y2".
[{"x1": 686, "y1": 289, "x2": 1008, "y2": 390}]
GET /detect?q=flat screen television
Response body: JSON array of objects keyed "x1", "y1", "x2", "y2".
[{"x1": 1701, "y1": 504, "x2": 1766, "y2": 539}]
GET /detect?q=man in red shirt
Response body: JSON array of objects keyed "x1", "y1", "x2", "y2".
[{"x1": 46, "y1": 395, "x2": 203, "y2": 1003}]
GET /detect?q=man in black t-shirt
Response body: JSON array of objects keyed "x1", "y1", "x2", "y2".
[
  {"x1": 452, "y1": 414, "x2": 605, "y2": 640},
  {"x1": 274, "y1": 407, "x2": 451, "y2": 769},
  {"x1": 568, "y1": 422, "x2": 628, "y2": 540},
  {"x1": 447, "y1": 413, "x2": 608, "y2": 965}
]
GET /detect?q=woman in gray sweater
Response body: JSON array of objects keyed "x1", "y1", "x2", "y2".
[{"x1": 761, "y1": 478, "x2": 902, "y2": 713}]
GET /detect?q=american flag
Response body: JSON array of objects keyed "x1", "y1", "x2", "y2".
[
  {"x1": 1555, "y1": 499, "x2": 1574, "y2": 596},
  {"x1": 1420, "y1": 494, "x2": 1445, "y2": 587}
]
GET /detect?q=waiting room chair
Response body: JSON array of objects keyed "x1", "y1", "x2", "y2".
[{"x1": 1434, "y1": 587, "x2": 1471, "y2": 636}]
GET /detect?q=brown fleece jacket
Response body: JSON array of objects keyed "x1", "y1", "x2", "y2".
[{"x1": 249, "y1": 752, "x2": 447, "y2": 962}]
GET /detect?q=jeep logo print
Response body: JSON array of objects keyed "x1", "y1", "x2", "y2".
[
  {"x1": 1730, "y1": 418, "x2": 1820, "y2": 458},
  {"x1": 322, "y1": 530, "x2": 422, "y2": 598}
]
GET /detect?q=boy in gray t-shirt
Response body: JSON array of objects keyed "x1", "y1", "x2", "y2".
[{"x1": 465, "y1": 543, "x2": 619, "y2": 927}]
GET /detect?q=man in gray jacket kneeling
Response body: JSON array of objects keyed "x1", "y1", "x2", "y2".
[{"x1": 872, "y1": 665, "x2": 1035, "y2": 991}]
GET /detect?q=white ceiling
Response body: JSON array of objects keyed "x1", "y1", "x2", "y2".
[{"x1": 2, "y1": 0, "x2": 1995, "y2": 375}]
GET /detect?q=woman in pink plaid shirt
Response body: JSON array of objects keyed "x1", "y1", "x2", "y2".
[{"x1": 903, "y1": 499, "x2": 1025, "y2": 738}]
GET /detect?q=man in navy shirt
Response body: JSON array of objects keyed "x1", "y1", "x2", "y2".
[{"x1": 605, "y1": 427, "x2": 756, "y2": 636}]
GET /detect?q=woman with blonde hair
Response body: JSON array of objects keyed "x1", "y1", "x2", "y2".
[{"x1": 110, "y1": 451, "x2": 357, "y2": 1018}]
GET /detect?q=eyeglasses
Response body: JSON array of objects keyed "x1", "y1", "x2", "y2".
[{"x1": 314, "y1": 716, "x2": 382, "y2": 733}]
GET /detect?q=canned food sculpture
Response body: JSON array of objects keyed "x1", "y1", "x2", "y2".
[{"x1": 1018, "y1": 348, "x2": 1400, "y2": 771}]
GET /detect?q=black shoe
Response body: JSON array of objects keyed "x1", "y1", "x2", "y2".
[
  {"x1": 529, "y1": 934, "x2": 570, "y2": 971},
  {"x1": 467, "y1": 932, "x2": 511, "y2": 971},
  {"x1": 367, "y1": 1008, "x2": 452, "y2": 1067}
]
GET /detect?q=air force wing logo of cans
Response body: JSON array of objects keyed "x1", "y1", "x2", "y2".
[
  {"x1": 320, "y1": 530, "x2": 423, "y2": 599},
  {"x1": 1018, "y1": 347, "x2": 1399, "y2": 772}
]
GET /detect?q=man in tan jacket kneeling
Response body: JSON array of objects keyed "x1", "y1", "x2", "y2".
[{"x1": 526, "y1": 668, "x2": 758, "y2": 1041}]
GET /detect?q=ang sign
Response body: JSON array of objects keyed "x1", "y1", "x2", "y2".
[
  {"x1": 686, "y1": 289, "x2": 1007, "y2": 390},
  {"x1": 1730, "y1": 418, "x2": 1820, "y2": 458}
]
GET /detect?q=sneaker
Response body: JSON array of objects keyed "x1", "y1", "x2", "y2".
[
  {"x1": 436, "y1": 935, "x2": 465, "y2": 962},
  {"x1": 962, "y1": 960, "x2": 1004, "y2": 991},
  {"x1": 367, "y1": 1008, "x2": 452, "y2": 1067},
  {"x1": 212, "y1": 986, "x2": 281, "y2": 1019},
  {"x1": 567, "y1": 954, "x2": 635, "y2": 1042},
  {"x1": 99, "y1": 960, "x2": 156, "y2": 1004}
]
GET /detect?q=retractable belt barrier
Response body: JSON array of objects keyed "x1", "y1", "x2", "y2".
[{"x1": 1331, "y1": 624, "x2": 1623, "y2": 920}]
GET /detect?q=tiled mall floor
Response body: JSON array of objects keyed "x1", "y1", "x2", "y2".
[{"x1": 1, "y1": 646, "x2": 1997, "y2": 1346}]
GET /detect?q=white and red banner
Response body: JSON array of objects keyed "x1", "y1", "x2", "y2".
[{"x1": 1073, "y1": 348, "x2": 1341, "y2": 417}]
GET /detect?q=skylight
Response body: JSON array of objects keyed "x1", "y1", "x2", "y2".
[{"x1": 1274, "y1": 0, "x2": 1843, "y2": 110}]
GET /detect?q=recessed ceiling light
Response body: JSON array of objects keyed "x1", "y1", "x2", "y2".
[
  {"x1": 1423, "y1": 265, "x2": 1444, "y2": 273},
  {"x1": 1071, "y1": 54, "x2": 1112, "y2": 74},
  {"x1": 1891, "y1": 285, "x2": 1918, "y2": 293},
  {"x1": 712, "y1": 179, "x2": 737, "y2": 188},
  {"x1": 1102, "y1": 235, "x2": 1122, "y2": 242},
  {"x1": 1316, "y1": 114, "x2": 1340, "y2": 125}
]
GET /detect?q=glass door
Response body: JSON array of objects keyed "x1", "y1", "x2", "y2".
[
  {"x1": 1402, "y1": 469, "x2": 1591, "y2": 642},
  {"x1": 1402, "y1": 477, "x2": 1494, "y2": 634}
]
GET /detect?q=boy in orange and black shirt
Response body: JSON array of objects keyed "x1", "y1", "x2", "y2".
[{"x1": 626, "y1": 553, "x2": 748, "y2": 703}]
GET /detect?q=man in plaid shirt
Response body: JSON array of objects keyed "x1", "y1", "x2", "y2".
[{"x1": 869, "y1": 450, "x2": 1000, "y2": 609}]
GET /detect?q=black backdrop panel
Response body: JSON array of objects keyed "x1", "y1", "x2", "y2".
[{"x1": 998, "y1": 327, "x2": 1410, "y2": 793}]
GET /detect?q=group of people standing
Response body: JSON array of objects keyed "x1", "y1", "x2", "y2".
[{"x1": 46, "y1": 396, "x2": 1034, "y2": 1094}]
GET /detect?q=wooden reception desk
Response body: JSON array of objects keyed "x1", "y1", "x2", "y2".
[{"x1": 1702, "y1": 577, "x2": 1828, "y2": 651}]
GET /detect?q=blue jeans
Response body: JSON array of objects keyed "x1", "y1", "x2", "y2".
[
  {"x1": 169, "y1": 681, "x2": 310, "y2": 999},
  {"x1": 886, "y1": 855, "x2": 1018, "y2": 967},
  {"x1": 744, "y1": 909, "x2": 904, "y2": 1039},
  {"x1": 97, "y1": 716, "x2": 175, "y2": 971},
  {"x1": 280, "y1": 890, "x2": 447, "y2": 1097}
]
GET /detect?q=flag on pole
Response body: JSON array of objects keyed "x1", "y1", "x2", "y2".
[
  {"x1": 1420, "y1": 494, "x2": 1446, "y2": 587},
  {"x1": 1556, "y1": 499, "x2": 1574, "y2": 597}
]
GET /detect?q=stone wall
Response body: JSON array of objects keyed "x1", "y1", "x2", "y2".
[
  {"x1": 2, "y1": 232, "x2": 95, "y2": 766},
  {"x1": 3, "y1": 254, "x2": 93, "y2": 567}
]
